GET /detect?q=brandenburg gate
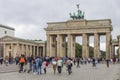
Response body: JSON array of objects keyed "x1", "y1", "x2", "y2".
[
  {"x1": 44, "y1": 5, "x2": 112, "y2": 59},
  {"x1": 45, "y1": 19, "x2": 112, "y2": 59}
]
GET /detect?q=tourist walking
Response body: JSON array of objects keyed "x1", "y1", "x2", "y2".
[
  {"x1": 35, "y1": 56, "x2": 42, "y2": 75},
  {"x1": 73, "y1": 58, "x2": 76, "y2": 65},
  {"x1": 92, "y1": 58, "x2": 96, "y2": 67},
  {"x1": 52, "y1": 58, "x2": 57, "y2": 74},
  {"x1": 66, "y1": 58, "x2": 73, "y2": 75},
  {"x1": 76, "y1": 57, "x2": 80, "y2": 68},
  {"x1": 23, "y1": 56, "x2": 28, "y2": 72},
  {"x1": 15, "y1": 56, "x2": 20, "y2": 65},
  {"x1": 0, "y1": 56, "x2": 3, "y2": 64},
  {"x1": 106, "y1": 59, "x2": 109, "y2": 68},
  {"x1": 42, "y1": 60, "x2": 48, "y2": 74},
  {"x1": 27, "y1": 55, "x2": 34, "y2": 73},
  {"x1": 57, "y1": 57, "x2": 63, "y2": 74},
  {"x1": 32, "y1": 57, "x2": 36, "y2": 74},
  {"x1": 19, "y1": 54, "x2": 26, "y2": 73},
  {"x1": 5, "y1": 56, "x2": 9, "y2": 66}
]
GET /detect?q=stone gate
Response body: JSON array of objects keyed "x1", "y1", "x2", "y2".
[{"x1": 45, "y1": 19, "x2": 112, "y2": 59}]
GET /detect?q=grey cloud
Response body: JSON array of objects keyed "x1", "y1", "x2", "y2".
[{"x1": 0, "y1": 0, "x2": 120, "y2": 41}]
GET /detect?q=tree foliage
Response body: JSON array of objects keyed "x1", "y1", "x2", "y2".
[{"x1": 75, "y1": 43, "x2": 106, "y2": 58}]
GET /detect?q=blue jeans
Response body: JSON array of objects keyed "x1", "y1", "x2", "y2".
[
  {"x1": 28, "y1": 63, "x2": 32, "y2": 73},
  {"x1": 32, "y1": 64, "x2": 36, "y2": 72},
  {"x1": 36, "y1": 65, "x2": 42, "y2": 75}
]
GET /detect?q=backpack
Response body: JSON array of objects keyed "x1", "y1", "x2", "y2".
[
  {"x1": 19, "y1": 57, "x2": 25, "y2": 63},
  {"x1": 46, "y1": 61, "x2": 48, "y2": 66},
  {"x1": 39, "y1": 59, "x2": 42, "y2": 67}
]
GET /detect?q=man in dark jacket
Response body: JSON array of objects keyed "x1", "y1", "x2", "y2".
[{"x1": 27, "y1": 55, "x2": 34, "y2": 73}]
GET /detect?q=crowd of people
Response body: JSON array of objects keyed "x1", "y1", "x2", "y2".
[
  {"x1": 0, "y1": 55, "x2": 120, "y2": 75},
  {"x1": 17, "y1": 55, "x2": 73, "y2": 75},
  {"x1": 0, "y1": 56, "x2": 14, "y2": 66}
]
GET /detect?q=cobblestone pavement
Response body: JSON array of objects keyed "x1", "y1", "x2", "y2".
[
  {"x1": 0, "y1": 63, "x2": 120, "y2": 80},
  {"x1": 0, "y1": 64, "x2": 18, "y2": 73}
]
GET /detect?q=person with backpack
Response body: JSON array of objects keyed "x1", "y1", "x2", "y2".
[
  {"x1": 35, "y1": 56, "x2": 41, "y2": 75},
  {"x1": 66, "y1": 58, "x2": 73, "y2": 75},
  {"x1": 19, "y1": 54, "x2": 26, "y2": 73},
  {"x1": 42, "y1": 60, "x2": 48, "y2": 74},
  {"x1": 27, "y1": 55, "x2": 34, "y2": 73},
  {"x1": 15, "y1": 56, "x2": 20, "y2": 65},
  {"x1": 39, "y1": 57, "x2": 43, "y2": 74},
  {"x1": 35, "y1": 57, "x2": 42, "y2": 75}
]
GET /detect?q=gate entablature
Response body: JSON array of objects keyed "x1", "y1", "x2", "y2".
[
  {"x1": 45, "y1": 19, "x2": 112, "y2": 35},
  {"x1": 111, "y1": 39, "x2": 118, "y2": 46}
]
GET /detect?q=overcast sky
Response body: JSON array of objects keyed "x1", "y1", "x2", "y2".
[{"x1": 0, "y1": 0, "x2": 120, "y2": 43}]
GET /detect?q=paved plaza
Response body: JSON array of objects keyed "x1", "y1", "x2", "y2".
[{"x1": 0, "y1": 63, "x2": 120, "y2": 80}]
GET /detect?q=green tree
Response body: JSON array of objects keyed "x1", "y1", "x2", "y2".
[
  {"x1": 75, "y1": 43, "x2": 82, "y2": 57},
  {"x1": 75, "y1": 43, "x2": 105, "y2": 58},
  {"x1": 89, "y1": 46, "x2": 94, "y2": 58}
]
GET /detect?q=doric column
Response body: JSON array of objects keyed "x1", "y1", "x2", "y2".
[
  {"x1": 71, "y1": 35, "x2": 76, "y2": 58},
  {"x1": 38, "y1": 47, "x2": 40, "y2": 57},
  {"x1": 40, "y1": 47, "x2": 42, "y2": 57},
  {"x1": 112, "y1": 45, "x2": 115, "y2": 58},
  {"x1": 19, "y1": 44, "x2": 21, "y2": 55},
  {"x1": 40, "y1": 46, "x2": 43, "y2": 56},
  {"x1": 57, "y1": 34, "x2": 64, "y2": 57},
  {"x1": 3, "y1": 43, "x2": 6, "y2": 58},
  {"x1": 16, "y1": 43, "x2": 19, "y2": 55},
  {"x1": 43, "y1": 46, "x2": 45, "y2": 57},
  {"x1": 67, "y1": 34, "x2": 75, "y2": 58},
  {"x1": 49, "y1": 35, "x2": 52, "y2": 57},
  {"x1": 86, "y1": 35, "x2": 89, "y2": 59},
  {"x1": 59, "y1": 35, "x2": 66, "y2": 57},
  {"x1": 119, "y1": 42, "x2": 120, "y2": 58},
  {"x1": 11, "y1": 43, "x2": 13, "y2": 57},
  {"x1": 94, "y1": 33, "x2": 100, "y2": 59},
  {"x1": 28, "y1": 45, "x2": 30, "y2": 56},
  {"x1": 26, "y1": 45, "x2": 29, "y2": 57},
  {"x1": 82, "y1": 33, "x2": 89, "y2": 59},
  {"x1": 61, "y1": 35, "x2": 66, "y2": 57},
  {"x1": 30, "y1": 45, "x2": 32, "y2": 56},
  {"x1": 68, "y1": 34, "x2": 71, "y2": 57},
  {"x1": 33, "y1": 46, "x2": 35, "y2": 56},
  {"x1": 37, "y1": 46, "x2": 39, "y2": 56},
  {"x1": 57, "y1": 34, "x2": 60, "y2": 57},
  {"x1": 50, "y1": 36, "x2": 56, "y2": 57},
  {"x1": 106, "y1": 32, "x2": 111, "y2": 59},
  {"x1": 110, "y1": 44, "x2": 114, "y2": 59},
  {"x1": 21, "y1": 44, "x2": 24, "y2": 54},
  {"x1": 118, "y1": 36, "x2": 120, "y2": 58},
  {"x1": 46, "y1": 35, "x2": 50, "y2": 57}
]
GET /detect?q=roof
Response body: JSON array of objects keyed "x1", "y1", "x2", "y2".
[
  {"x1": 0, "y1": 24, "x2": 15, "y2": 30},
  {"x1": 33, "y1": 40, "x2": 46, "y2": 43},
  {"x1": 0, "y1": 35, "x2": 45, "y2": 44}
]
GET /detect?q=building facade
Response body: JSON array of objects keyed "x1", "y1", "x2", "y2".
[
  {"x1": 0, "y1": 36, "x2": 46, "y2": 58},
  {"x1": 0, "y1": 24, "x2": 15, "y2": 37}
]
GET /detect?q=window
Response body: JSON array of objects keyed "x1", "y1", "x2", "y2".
[
  {"x1": 5, "y1": 31, "x2": 7, "y2": 34},
  {"x1": 9, "y1": 46, "x2": 11, "y2": 49}
]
